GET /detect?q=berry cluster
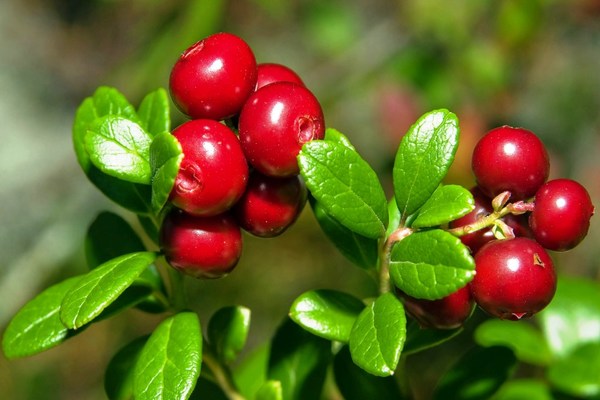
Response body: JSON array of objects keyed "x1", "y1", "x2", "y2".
[{"x1": 161, "y1": 32, "x2": 324, "y2": 279}]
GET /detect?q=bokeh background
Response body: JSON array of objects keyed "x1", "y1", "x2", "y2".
[{"x1": 1, "y1": 0, "x2": 599, "y2": 399}]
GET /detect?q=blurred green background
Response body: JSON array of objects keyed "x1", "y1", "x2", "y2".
[{"x1": 1, "y1": 0, "x2": 599, "y2": 399}]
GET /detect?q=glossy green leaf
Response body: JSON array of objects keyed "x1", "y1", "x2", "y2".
[
  {"x1": 386, "y1": 197, "x2": 402, "y2": 236},
  {"x1": 393, "y1": 109, "x2": 459, "y2": 217},
  {"x1": 310, "y1": 198, "x2": 378, "y2": 269},
  {"x1": 403, "y1": 320, "x2": 463, "y2": 356},
  {"x1": 324, "y1": 127, "x2": 355, "y2": 150},
  {"x1": 85, "y1": 115, "x2": 153, "y2": 184},
  {"x1": 105, "y1": 336, "x2": 148, "y2": 400},
  {"x1": 299, "y1": 140, "x2": 388, "y2": 239},
  {"x1": 137, "y1": 88, "x2": 170, "y2": 136},
  {"x1": 150, "y1": 132, "x2": 183, "y2": 213},
  {"x1": 475, "y1": 320, "x2": 552, "y2": 366},
  {"x1": 538, "y1": 277, "x2": 600, "y2": 358},
  {"x1": 492, "y1": 379, "x2": 553, "y2": 400},
  {"x1": 433, "y1": 346, "x2": 516, "y2": 400},
  {"x1": 547, "y1": 342, "x2": 600, "y2": 398},
  {"x1": 290, "y1": 289, "x2": 365, "y2": 342},
  {"x1": 2, "y1": 277, "x2": 80, "y2": 359},
  {"x1": 256, "y1": 381, "x2": 283, "y2": 400},
  {"x1": 348, "y1": 292, "x2": 406, "y2": 377},
  {"x1": 268, "y1": 318, "x2": 331, "y2": 400},
  {"x1": 207, "y1": 306, "x2": 251, "y2": 364},
  {"x1": 412, "y1": 185, "x2": 474, "y2": 228},
  {"x1": 333, "y1": 346, "x2": 404, "y2": 400},
  {"x1": 134, "y1": 312, "x2": 202, "y2": 400},
  {"x1": 389, "y1": 229, "x2": 475, "y2": 300},
  {"x1": 60, "y1": 252, "x2": 157, "y2": 329},
  {"x1": 234, "y1": 343, "x2": 269, "y2": 399}
]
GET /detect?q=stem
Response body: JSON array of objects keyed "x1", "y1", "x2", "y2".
[
  {"x1": 165, "y1": 261, "x2": 187, "y2": 311},
  {"x1": 203, "y1": 351, "x2": 246, "y2": 400},
  {"x1": 378, "y1": 227, "x2": 413, "y2": 294}
]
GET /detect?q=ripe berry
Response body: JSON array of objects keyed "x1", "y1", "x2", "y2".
[
  {"x1": 169, "y1": 32, "x2": 257, "y2": 120},
  {"x1": 470, "y1": 238, "x2": 556, "y2": 320},
  {"x1": 472, "y1": 126, "x2": 550, "y2": 200},
  {"x1": 234, "y1": 172, "x2": 307, "y2": 237},
  {"x1": 256, "y1": 63, "x2": 304, "y2": 90},
  {"x1": 171, "y1": 119, "x2": 248, "y2": 216},
  {"x1": 160, "y1": 209, "x2": 242, "y2": 279},
  {"x1": 239, "y1": 82, "x2": 325, "y2": 177},
  {"x1": 529, "y1": 179, "x2": 594, "y2": 251}
]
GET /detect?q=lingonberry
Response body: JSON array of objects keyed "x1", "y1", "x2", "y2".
[
  {"x1": 529, "y1": 178, "x2": 594, "y2": 251},
  {"x1": 470, "y1": 238, "x2": 556, "y2": 320},
  {"x1": 398, "y1": 286, "x2": 474, "y2": 330},
  {"x1": 169, "y1": 32, "x2": 257, "y2": 120},
  {"x1": 159, "y1": 208, "x2": 242, "y2": 279},
  {"x1": 472, "y1": 126, "x2": 550, "y2": 200},
  {"x1": 256, "y1": 63, "x2": 305, "y2": 90},
  {"x1": 170, "y1": 119, "x2": 248, "y2": 216},
  {"x1": 234, "y1": 172, "x2": 308, "y2": 237},
  {"x1": 238, "y1": 82, "x2": 325, "y2": 177}
]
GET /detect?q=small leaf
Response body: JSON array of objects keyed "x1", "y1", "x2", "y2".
[
  {"x1": 348, "y1": 292, "x2": 406, "y2": 377},
  {"x1": 256, "y1": 381, "x2": 283, "y2": 400},
  {"x1": 389, "y1": 230, "x2": 475, "y2": 300},
  {"x1": 412, "y1": 185, "x2": 474, "y2": 228},
  {"x1": 105, "y1": 336, "x2": 148, "y2": 400},
  {"x1": 207, "y1": 306, "x2": 251, "y2": 364},
  {"x1": 268, "y1": 318, "x2": 331, "y2": 400},
  {"x1": 2, "y1": 277, "x2": 81, "y2": 359},
  {"x1": 547, "y1": 342, "x2": 600, "y2": 398},
  {"x1": 150, "y1": 132, "x2": 183, "y2": 214},
  {"x1": 493, "y1": 379, "x2": 553, "y2": 400},
  {"x1": 60, "y1": 252, "x2": 157, "y2": 329},
  {"x1": 234, "y1": 343, "x2": 269, "y2": 399},
  {"x1": 324, "y1": 128, "x2": 355, "y2": 150},
  {"x1": 386, "y1": 197, "x2": 402, "y2": 236},
  {"x1": 134, "y1": 312, "x2": 202, "y2": 400},
  {"x1": 393, "y1": 109, "x2": 459, "y2": 217},
  {"x1": 85, "y1": 116, "x2": 153, "y2": 184},
  {"x1": 137, "y1": 88, "x2": 170, "y2": 136},
  {"x1": 299, "y1": 140, "x2": 388, "y2": 239},
  {"x1": 403, "y1": 320, "x2": 463, "y2": 356},
  {"x1": 290, "y1": 289, "x2": 365, "y2": 342}
]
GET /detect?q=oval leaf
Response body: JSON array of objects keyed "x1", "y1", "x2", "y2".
[
  {"x1": 150, "y1": 132, "x2": 183, "y2": 213},
  {"x1": 60, "y1": 251, "x2": 157, "y2": 329},
  {"x1": 207, "y1": 306, "x2": 251, "y2": 364},
  {"x1": 389, "y1": 230, "x2": 475, "y2": 300},
  {"x1": 393, "y1": 109, "x2": 459, "y2": 217},
  {"x1": 547, "y1": 342, "x2": 600, "y2": 398},
  {"x1": 255, "y1": 381, "x2": 283, "y2": 400},
  {"x1": 105, "y1": 336, "x2": 149, "y2": 400},
  {"x1": 349, "y1": 292, "x2": 406, "y2": 377},
  {"x1": 134, "y1": 312, "x2": 202, "y2": 400},
  {"x1": 493, "y1": 379, "x2": 553, "y2": 400},
  {"x1": 299, "y1": 140, "x2": 388, "y2": 239},
  {"x1": 412, "y1": 185, "x2": 474, "y2": 228},
  {"x1": 233, "y1": 343, "x2": 269, "y2": 399},
  {"x1": 290, "y1": 289, "x2": 365, "y2": 342},
  {"x1": 324, "y1": 128, "x2": 356, "y2": 150},
  {"x1": 138, "y1": 88, "x2": 170, "y2": 136}
]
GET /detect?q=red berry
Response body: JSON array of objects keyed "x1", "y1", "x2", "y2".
[
  {"x1": 529, "y1": 178, "x2": 594, "y2": 251},
  {"x1": 234, "y1": 172, "x2": 307, "y2": 237},
  {"x1": 470, "y1": 238, "x2": 556, "y2": 320},
  {"x1": 160, "y1": 209, "x2": 242, "y2": 279},
  {"x1": 239, "y1": 82, "x2": 325, "y2": 177},
  {"x1": 256, "y1": 63, "x2": 304, "y2": 90},
  {"x1": 171, "y1": 119, "x2": 248, "y2": 216},
  {"x1": 472, "y1": 126, "x2": 550, "y2": 200},
  {"x1": 169, "y1": 32, "x2": 257, "y2": 120}
]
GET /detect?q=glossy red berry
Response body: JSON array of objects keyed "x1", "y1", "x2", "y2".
[
  {"x1": 234, "y1": 172, "x2": 307, "y2": 237},
  {"x1": 529, "y1": 179, "x2": 594, "y2": 251},
  {"x1": 160, "y1": 209, "x2": 242, "y2": 279},
  {"x1": 170, "y1": 119, "x2": 248, "y2": 216},
  {"x1": 472, "y1": 126, "x2": 550, "y2": 200},
  {"x1": 239, "y1": 82, "x2": 325, "y2": 177},
  {"x1": 169, "y1": 32, "x2": 257, "y2": 120},
  {"x1": 471, "y1": 238, "x2": 556, "y2": 320},
  {"x1": 256, "y1": 63, "x2": 305, "y2": 90}
]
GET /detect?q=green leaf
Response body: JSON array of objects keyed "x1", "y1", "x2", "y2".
[
  {"x1": 492, "y1": 379, "x2": 553, "y2": 400},
  {"x1": 137, "y1": 88, "x2": 170, "y2": 136},
  {"x1": 475, "y1": 320, "x2": 552, "y2": 366},
  {"x1": 389, "y1": 229, "x2": 475, "y2": 300},
  {"x1": 207, "y1": 306, "x2": 251, "y2": 364},
  {"x1": 134, "y1": 312, "x2": 202, "y2": 400},
  {"x1": 299, "y1": 140, "x2": 388, "y2": 239},
  {"x1": 433, "y1": 346, "x2": 516, "y2": 400},
  {"x1": 412, "y1": 185, "x2": 474, "y2": 228},
  {"x1": 348, "y1": 292, "x2": 406, "y2": 377},
  {"x1": 290, "y1": 290, "x2": 365, "y2": 342},
  {"x1": 403, "y1": 320, "x2": 463, "y2": 356},
  {"x1": 2, "y1": 277, "x2": 81, "y2": 359},
  {"x1": 234, "y1": 343, "x2": 269, "y2": 399},
  {"x1": 333, "y1": 346, "x2": 404, "y2": 400},
  {"x1": 547, "y1": 342, "x2": 600, "y2": 398},
  {"x1": 386, "y1": 197, "x2": 402, "y2": 236},
  {"x1": 393, "y1": 109, "x2": 459, "y2": 217},
  {"x1": 268, "y1": 318, "x2": 331, "y2": 400},
  {"x1": 256, "y1": 381, "x2": 283, "y2": 400},
  {"x1": 60, "y1": 252, "x2": 157, "y2": 329},
  {"x1": 150, "y1": 132, "x2": 183, "y2": 213},
  {"x1": 85, "y1": 115, "x2": 153, "y2": 184},
  {"x1": 105, "y1": 336, "x2": 148, "y2": 400},
  {"x1": 324, "y1": 128, "x2": 355, "y2": 150}
]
